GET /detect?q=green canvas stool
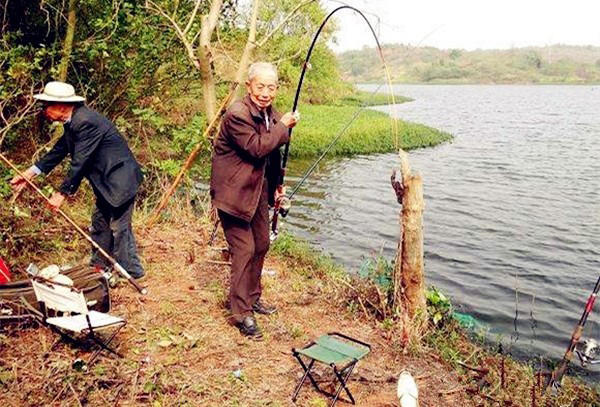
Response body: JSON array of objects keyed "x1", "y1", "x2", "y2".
[{"x1": 292, "y1": 332, "x2": 371, "y2": 406}]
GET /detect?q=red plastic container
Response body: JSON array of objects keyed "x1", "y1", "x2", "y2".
[{"x1": 0, "y1": 257, "x2": 11, "y2": 284}]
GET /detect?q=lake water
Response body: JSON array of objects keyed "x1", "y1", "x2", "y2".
[{"x1": 283, "y1": 85, "x2": 600, "y2": 369}]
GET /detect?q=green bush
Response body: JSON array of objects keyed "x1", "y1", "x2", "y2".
[{"x1": 426, "y1": 286, "x2": 452, "y2": 325}]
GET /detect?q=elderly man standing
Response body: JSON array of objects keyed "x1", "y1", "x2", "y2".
[
  {"x1": 211, "y1": 62, "x2": 298, "y2": 339},
  {"x1": 10, "y1": 81, "x2": 145, "y2": 280}
]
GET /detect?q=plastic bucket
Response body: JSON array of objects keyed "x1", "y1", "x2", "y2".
[{"x1": 0, "y1": 257, "x2": 11, "y2": 284}]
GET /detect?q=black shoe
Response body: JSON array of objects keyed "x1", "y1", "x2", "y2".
[
  {"x1": 235, "y1": 316, "x2": 263, "y2": 339},
  {"x1": 252, "y1": 300, "x2": 277, "y2": 315}
]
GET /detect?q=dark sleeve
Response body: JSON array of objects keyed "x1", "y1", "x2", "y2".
[
  {"x1": 35, "y1": 134, "x2": 68, "y2": 175},
  {"x1": 58, "y1": 121, "x2": 104, "y2": 196},
  {"x1": 224, "y1": 111, "x2": 289, "y2": 159}
]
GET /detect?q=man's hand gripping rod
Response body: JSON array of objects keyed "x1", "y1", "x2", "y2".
[{"x1": 0, "y1": 152, "x2": 148, "y2": 295}]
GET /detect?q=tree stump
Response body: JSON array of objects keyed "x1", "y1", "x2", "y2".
[{"x1": 392, "y1": 150, "x2": 426, "y2": 320}]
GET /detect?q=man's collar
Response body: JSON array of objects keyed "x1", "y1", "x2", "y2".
[{"x1": 63, "y1": 104, "x2": 82, "y2": 126}]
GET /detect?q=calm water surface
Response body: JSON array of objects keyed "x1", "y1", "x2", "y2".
[{"x1": 283, "y1": 85, "x2": 600, "y2": 367}]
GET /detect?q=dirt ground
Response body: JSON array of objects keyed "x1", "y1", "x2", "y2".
[{"x1": 0, "y1": 218, "x2": 492, "y2": 406}]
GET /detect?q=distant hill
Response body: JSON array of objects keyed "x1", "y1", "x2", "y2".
[{"x1": 338, "y1": 44, "x2": 600, "y2": 84}]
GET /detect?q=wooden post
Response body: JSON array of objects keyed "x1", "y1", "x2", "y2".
[
  {"x1": 401, "y1": 173, "x2": 426, "y2": 317},
  {"x1": 392, "y1": 150, "x2": 426, "y2": 319}
]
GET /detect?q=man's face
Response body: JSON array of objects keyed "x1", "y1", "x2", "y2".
[
  {"x1": 246, "y1": 71, "x2": 278, "y2": 109},
  {"x1": 43, "y1": 104, "x2": 67, "y2": 122}
]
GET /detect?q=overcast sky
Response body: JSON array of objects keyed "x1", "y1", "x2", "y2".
[{"x1": 324, "y1": 0, "x2": 600, "y2": 52}]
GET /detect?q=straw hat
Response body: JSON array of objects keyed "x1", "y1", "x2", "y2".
[{"x1": 34, "y1": 81, "x2": 85, "y2": 103}]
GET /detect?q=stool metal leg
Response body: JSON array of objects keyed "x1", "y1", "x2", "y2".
[
  {"x1": 330, "y1": 362, "x2": 357, "y2": 406},
  {"x1": 292, "y1": 354, "x2": 316, "y2": 402}
]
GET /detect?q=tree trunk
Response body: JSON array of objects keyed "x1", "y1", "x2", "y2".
[
  {"x1": 198, "y1": 45, "x2": 217, "y2": 118},
  {"x1": 58, "y1": 0, "x2": 77, "y2": 81},
  {"x1": 198, "y1": 0, "x2": 223, "y2": 119},
  {"x1": 400, "y1": 173, "x2": 426, "y2": 318},
  {"x1": 38, "y1": 0, "x2": 77, "y2": 171},
  {"x1": 233, "y1": 0, "x2": 260, "y2": 86},
  {"x1": 392, "y1": 151, "x2": 426, "y2": 319}
]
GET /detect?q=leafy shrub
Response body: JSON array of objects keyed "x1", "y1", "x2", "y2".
[{"x1": 426, "y1": 286, "x2": 452, "y2": 325}]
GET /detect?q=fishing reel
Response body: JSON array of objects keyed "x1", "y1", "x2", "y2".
[
  {"x1": 575, "y1": 338, "x2": 600, "y2": 366},
  {"x1": 278, "y1": 196, "x2": 291, "y2": 217}
]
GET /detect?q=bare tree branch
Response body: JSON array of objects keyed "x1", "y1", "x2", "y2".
[
  {"x1": 201, "y1": 0, "x2": 222, "y2": 41},
  {"x1": 256, "y1": 0, "x2": 316, "y2": 48},
  {"x1": 1, "y1": 0, "x2": 9, "y2": 36},
  {"x1": 233, "y1": 0, "x2": 260, "y2": 84},
  {"x1": 183, "y1": 0, "x2": 201, "y2": 35},
  {"x1": 271, "y1": 47, "x2": 304, "y2": 65},
  {"x1": 0, "y1": 84, "x2": 37, "y2": 148},
  {"x1": 145, "y1": 0, "x2": 200, "y2": 69}
]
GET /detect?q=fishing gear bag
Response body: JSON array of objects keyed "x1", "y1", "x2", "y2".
[{"x1": 0, "y1": 265, "x2": 110, "y2": 324}]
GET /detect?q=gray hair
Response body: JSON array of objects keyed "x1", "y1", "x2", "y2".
[{"x1": 247, "y1": 62, "x2": 278, "y2": 82}]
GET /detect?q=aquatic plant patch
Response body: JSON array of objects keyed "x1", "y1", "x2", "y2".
[{"x1": 289, "y1": 104, "x2": 452, "y2": 157}]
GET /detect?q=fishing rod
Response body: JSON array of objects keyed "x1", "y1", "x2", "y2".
[
  {"x1": 284, "y1": 83, "x2": 385, "y2": 205},
  {"x1": 545, "y1": 273, "x2": 600, "y2": 391},
  {"x1": 270, "y1": 5, "x2": 398, "y2": 238},
  {"x1": 0, "y1": 152, "x2": 148, "y2": 295}
]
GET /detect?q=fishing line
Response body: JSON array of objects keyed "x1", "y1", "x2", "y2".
[{"x1": 287, "y1": 82, "x2": 385, "y2": 201}]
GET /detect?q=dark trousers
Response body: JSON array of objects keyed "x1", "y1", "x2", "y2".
[
  {"x1": 90, "y1": 196, "x2": 144, "y2": 278},
  {"x1": 219, "y1": 181, "x2": 270, "y2": 322}
]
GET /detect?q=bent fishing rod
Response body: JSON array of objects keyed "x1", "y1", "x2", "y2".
[
  {"x1": 0, "y1": 152, "x2": 148, "y2": 295},
  {"x1": 545, "y1": 273, "x2": 600, "y2": 391},
  {"x1": 270, "y1": 5, "x2": 397, "y2": 237}
]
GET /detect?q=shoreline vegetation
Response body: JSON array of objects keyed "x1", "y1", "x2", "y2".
[
  {"x1": 273, "y1": 234, "x2": 600, "y2": 405},
  {"x1": 339, "y1": 44, "x2": 600, "y2": 84},
  {"x1": 283, "y1": 90, "x2": 452, "y2": 158}
]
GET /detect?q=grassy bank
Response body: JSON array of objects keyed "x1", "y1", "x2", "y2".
[
  {"x1": 288, "y1": 104, "x2": 451, "y2": 158},
  {"x1": 272, "y1": 89, "x2": 451, "y2": 158},
  {"x1": 334, "y1": 90, "x2": 413, "y2": 106}
]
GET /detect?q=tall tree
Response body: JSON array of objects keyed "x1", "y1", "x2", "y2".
[
  {"x1": 145, "y1": 0, "x2": 318, "y2": 119},
  {"x1": 233, "y1": 0, "x2": 315, "y2": 85},
  {"x1": 57, "y1": 0, "x2": 77, "y2": 81}
]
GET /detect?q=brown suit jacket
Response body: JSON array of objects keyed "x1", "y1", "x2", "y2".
[{"x1": 210, "y1": 95, "x2": 290, "y2": 222}]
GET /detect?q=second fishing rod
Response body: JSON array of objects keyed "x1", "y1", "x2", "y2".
[{"x1": 0, "y1": 152, "x2": 148, "y2": 295}]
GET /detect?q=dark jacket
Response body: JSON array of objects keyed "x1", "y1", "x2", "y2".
[
  {"x1": 210, "y1": 95, "x2": 290, "y2": 222},
  {"x1": 36, "y1": 105, "x2": 143, "y2": 208}
]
